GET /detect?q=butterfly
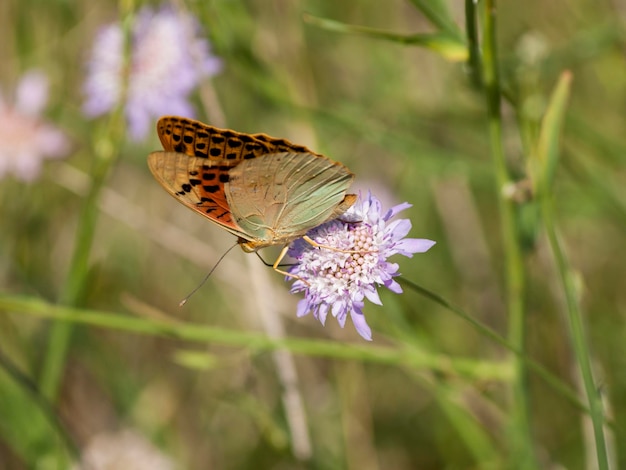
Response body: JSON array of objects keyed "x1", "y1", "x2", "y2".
[{"x1": 147, "y1": 116, "x2": 356, "y2": 273}]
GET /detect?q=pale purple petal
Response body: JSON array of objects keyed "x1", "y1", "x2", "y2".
[
  {"x1": 331, "y1": 301, "x2": 344, "y2": 318},
  {"x1": 397, "y1": 238, "x2": 436, "y2": 254},
  {"x1": 350, "y1": 311, "x2": 372, "y2": 341},
  {"x1": 296, "y1": 299, "x2": 310, "y2": 318},
  {"x1": 336, "y1": 310, "x2": 348, "y2": 328},
  {"x1": 385, "y1": 279, "x2": 403, "y2": 294},
  {"x1": 82, "y1": 25, "x2": 123, "y2": 117},
  {"x1": 364, "y1": 288, "x2": 382, "y2": 305},
  {"x1": 16, "y1": 71, "x2": 48, "y2": 116},
  {"x1": 36, "y1": 125, "x2": 70, "y2": 158},
  {"x1": 384, "y1": 201, "x2": 412, "y2": 221},
  {"x1": 386, "y1": 218, "x2": 412, "y2": 240},
  {"x1": 317, "y1": 304, "x2": 329, "y2": 325},
  {"x1": 383, "y1": 262, "x2": 400, "y2": 275}
]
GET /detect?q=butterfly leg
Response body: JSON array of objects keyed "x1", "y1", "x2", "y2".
[{"x1": 272, "y1": 245, "x2": 310, "y2": 285}]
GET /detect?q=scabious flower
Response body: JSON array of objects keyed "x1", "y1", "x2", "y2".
[
  {"x1": 288, "y1": 192, "x2": 436, "y2": 341},
  {"x1": 0, "y1": 71, "x2": 70, "y2": 182},
  {"x1": 83, "y1": 5, "x2": 222, "y2": 140}
]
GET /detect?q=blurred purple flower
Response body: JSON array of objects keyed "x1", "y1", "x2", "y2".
[
  {"x1": 0, "y1": 71, "x2": 70, "y2": 182},
  {"x1": 83, "y1": 6, "x2": 222, "y2": 140},
  {"x1": 288, "y1": 192, "x2": 436, "y2": 341}
]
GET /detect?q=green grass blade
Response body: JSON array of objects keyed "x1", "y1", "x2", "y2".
[
  {"x1": 533, "y1": 71, "x2": 573, "y2": 194},
  {"x1": 406, "y1": 0, "x2": 463, "y2": 39},
  {"x1": 304, "y1": 14, "x2": 467, "y2": 62}
]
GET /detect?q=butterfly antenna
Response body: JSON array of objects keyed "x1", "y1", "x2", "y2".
[
  {"x1": 255, "y1": 249, "x2": 296, "y2": 268},
  {"x1": 179, "y1": 242, "x2": 239, "y2": 307},
  {"x1": 254, "y1": 250, "x2": 272, "y2": 267}
]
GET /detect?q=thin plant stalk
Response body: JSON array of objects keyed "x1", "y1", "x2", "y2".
[
  {"x1": 541, "y1": 201, "x2": 609, "y2": 469},
  {"x1": 481, "y1": 0, "x2": 535, "y2": 466},
  {"x1": 464, "y1": 0, "x2": 482, "y2": 89},
  {"x1": 39, "y1": 7, "x2": 133, "y2": 401},
  {"x1": 40, "y1": 119, "x2": 125, "y2": 400},
  {"x1": 536, "y1": 71, "x2": 609, "y2": 469}
]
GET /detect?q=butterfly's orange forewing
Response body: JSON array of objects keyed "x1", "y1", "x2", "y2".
[{"x1": 155, "y1": 116, "x2": 318, "y2": 230}]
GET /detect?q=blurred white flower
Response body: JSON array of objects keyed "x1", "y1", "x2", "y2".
[
  {"x1": 73, "y1": 429, "x2": 174, "y2": 470},
  {"x1": 83, "y1": 5, "x2": 222, "y2": 140},
  {"x1": 0, "y1": 70, "x2": 70, "y2": 181}
]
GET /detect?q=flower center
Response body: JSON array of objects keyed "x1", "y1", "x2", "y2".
[{"x1": 303, "y1": 222, "x2": 379, "y2": 289}]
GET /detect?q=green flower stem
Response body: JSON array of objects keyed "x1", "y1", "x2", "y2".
[
  {"x1": 303, "y1": 14, "x2": 467, "y2": 62},
  {"x1": 540, "y1": 199, "x2": 609, "y2": 469},
  {"x1": 481, "y1": 0, "x2": 535, "y2": 466},
  {"x1": 40, "y1": 120, "x2": 124, "y2": 401},
  {"x1": 464, "y1": 0, "x2": 482, "y2": 89},
  {"x1": 537, "y1": 72, "x2": 609, "y2": 469},
  {"x1": 399, "y1": 278, "x2": 590, "y2": 417},
  {"x1": 39, "y1": 4, "x2": 134, "y2": 401},
  {"x1": 1, "y1": 295, "x2": 511, "y2": 382}
]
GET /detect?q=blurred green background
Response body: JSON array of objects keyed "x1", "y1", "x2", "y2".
[{"x1": 1, "y1": 0, "x2": 625, "y2": 468}]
